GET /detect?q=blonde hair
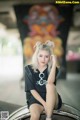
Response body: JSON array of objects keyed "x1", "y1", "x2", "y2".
[{"x1": 31, "y1": 40, "x2": 55, "y2": 73}]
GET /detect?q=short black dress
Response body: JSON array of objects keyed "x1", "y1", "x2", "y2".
[{"x1": 25, "y1": 64, "x2": 62, "y2": 109}]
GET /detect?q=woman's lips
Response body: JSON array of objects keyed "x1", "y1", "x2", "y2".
[{"x1": 41, "y1": 62, "x2": 45, "y2": 64}]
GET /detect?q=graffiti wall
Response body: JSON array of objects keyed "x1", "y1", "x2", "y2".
[{"x1": 14, "y1": 4, "x2": 73, "y2": 78}]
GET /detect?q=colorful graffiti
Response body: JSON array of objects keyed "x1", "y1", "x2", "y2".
[{"x1": 23, "y1": 5, "x2": 64, "y2": 63}]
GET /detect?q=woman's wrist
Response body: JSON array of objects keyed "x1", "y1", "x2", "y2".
[
  {"x1": 52, "y1": 62, "x2": 56, "y2": 68},
  {"x1": 42, "y1": 100, "x2": 46, "y2": 106}
]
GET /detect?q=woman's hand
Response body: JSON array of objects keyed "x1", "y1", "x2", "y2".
[
  {"x1": 42, "y1": 101, "x2": 47, "y2": 112},
  {"x1": 51, "y1": 54, "x2": 57, "y2": 66}
]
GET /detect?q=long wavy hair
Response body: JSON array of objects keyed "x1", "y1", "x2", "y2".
[{"x1": 31, "y1": 40, "x2": 55, "y2": 74}]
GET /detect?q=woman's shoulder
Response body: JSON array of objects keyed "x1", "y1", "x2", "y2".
[
  {"x1": 56, "y1": 66, "x2": 62, "y2": 79},
  {"x1": 25, "y1": 64, "x2": 33, "y2": 70},
  {"x1": 25, "y1": 64, "x2": 34, "y2": 76},
  {"x1": 25, "y1": 64, "x2": 37, "y2": 73},
  {"x1": 56, "y1": 65, "x2": 59, "y2": 70}
]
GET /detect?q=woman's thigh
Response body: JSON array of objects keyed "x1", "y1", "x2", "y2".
[{"x1": 29, "y1": 103, "x2": 44, "y2": 117}]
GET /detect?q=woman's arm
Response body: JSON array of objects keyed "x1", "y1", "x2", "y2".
[
  {"x1": 47, "y1": 55, "x2": 57, "y2": 83},
  {"x1": 31, "y1": 90, "x2": 46, "y2": 106}
]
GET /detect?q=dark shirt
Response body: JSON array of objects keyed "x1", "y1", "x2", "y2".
[{"x1": 25, "y1": 64, "x2": 59, "y2": 100}]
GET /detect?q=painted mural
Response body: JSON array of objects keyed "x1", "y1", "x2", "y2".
[{"x1": 23, "y1": 5, "x2": 64, "y2": 64}]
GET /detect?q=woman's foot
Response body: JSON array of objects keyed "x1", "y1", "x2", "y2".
[{"x1": 46, "y1": 117, "x2": 52, "y2": 120}]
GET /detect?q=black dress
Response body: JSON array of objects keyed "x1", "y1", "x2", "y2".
[{"x1": 25, "y1": 64, "x2": 62, "y2": 109}]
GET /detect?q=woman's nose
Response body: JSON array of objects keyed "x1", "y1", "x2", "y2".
[{"x1": 42, "y1": 57, "x2": 45, "y2": 61}]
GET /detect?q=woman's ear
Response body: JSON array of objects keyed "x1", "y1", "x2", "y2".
[
  {"x1": 50, "y1": 55, "x2": 53, "y2": 63},
  {"x1": 50, "y1": 55, "x2": 52, "y2": 61},
  {"x1": 48, "y1": 55, "x2": 53, "y2": 67}
]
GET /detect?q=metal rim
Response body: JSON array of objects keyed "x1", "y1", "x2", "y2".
[{"x1": 7, "y1": 103, "x2": 80, "y2": 120}]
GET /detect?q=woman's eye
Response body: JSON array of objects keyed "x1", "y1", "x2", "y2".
[
  {"x1": 45, "y1": 56, "x2": 49, "y2": 58},
  {"x1": 39, "y1": 55, "x2": 42, "y2": 57}
]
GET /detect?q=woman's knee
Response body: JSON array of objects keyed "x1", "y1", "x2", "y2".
[
  {"x1": 31, "y1": 113, "x2": 40, "y2": 120},
  {"x1": 30, "y1": 104, "x2": 43, "y2": 120}
]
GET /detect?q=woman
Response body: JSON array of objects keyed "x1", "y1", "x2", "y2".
[{"x1": 25, "y1": 41, "x2": 62, "y2": 120}]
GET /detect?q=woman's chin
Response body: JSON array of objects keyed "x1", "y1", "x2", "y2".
[{"x1": 39, "y1": 63, "x2": 47, "y2": 67}]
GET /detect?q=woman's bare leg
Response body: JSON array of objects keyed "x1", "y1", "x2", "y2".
[
  {"x1": 46, "y1": 83, "x2": 58, "y2": 120},
  {"x1": 29, "y1": 103, "x2": 44, "y2": 120}
]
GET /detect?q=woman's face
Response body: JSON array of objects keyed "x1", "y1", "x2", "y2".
[{"x1": 37, "y1": 49, "x2": 50, "y2": 67}]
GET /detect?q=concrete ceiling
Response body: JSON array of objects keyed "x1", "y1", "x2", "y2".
[
  {"x1": 0, "y1": 1, "x2": 80, "y2": 29},
  {"x1": 0, "y1": 0, "x2": 54, "y2": 29}
]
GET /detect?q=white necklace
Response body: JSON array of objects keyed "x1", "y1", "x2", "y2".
[
  {"x1": 36, "y1": 72, "x2": 47, "y2": 86},
  {"x1": 39, "y1": 72, "x2": 45, "y2": 79}
]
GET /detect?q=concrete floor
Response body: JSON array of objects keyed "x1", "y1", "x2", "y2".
[{"x1": 0, "y1": 74, "x2": 80, "y2": 114}]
